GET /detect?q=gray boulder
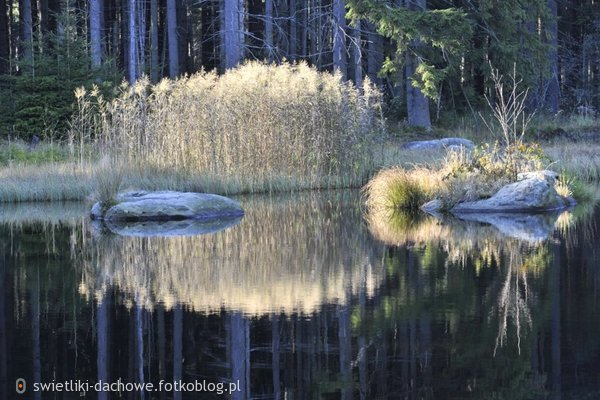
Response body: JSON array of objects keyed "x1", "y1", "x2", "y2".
[
  {"x1": 91, "y1": 191, "x2": 244, "y2": 222},
  {"x1": 451, "y1": 177, "x2": 571, "y2": 213},
  {"x1": 402, "y1": 138, "x2": 474, "y2": 151}
]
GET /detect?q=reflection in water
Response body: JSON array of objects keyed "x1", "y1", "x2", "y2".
[
  {"x1": 98, "y1": 216, "x2": 244, "y2": 237},
  {"x1": 0, "y1": 194, "x2": 599, "y2": 399},
  {"x1": 492, "y1": 247, "x2": 532, "y2": 356},
  {"x1": 79, "y1": 192, "x2": 382, "y2": 314}
]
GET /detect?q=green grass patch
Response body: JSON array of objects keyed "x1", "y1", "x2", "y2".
[{"x1": 0, "y1": 141, "x2": 69, "y2": 165}]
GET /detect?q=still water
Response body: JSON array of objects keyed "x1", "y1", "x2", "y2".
[{"x1": 0, "y1": 191, "x2": 599, "y2": 399}]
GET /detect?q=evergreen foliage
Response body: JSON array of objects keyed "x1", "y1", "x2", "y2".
[
  {"x1": 347, "y1": 1, "x2": 471, "y2": 99},
  {"x1": 0, "y1": 11, "x2": 116, "y2": 139}
]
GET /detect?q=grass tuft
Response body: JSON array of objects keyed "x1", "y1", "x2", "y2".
[{"x1": 363, "y1": 166, "x2": 443, "y2": 213}]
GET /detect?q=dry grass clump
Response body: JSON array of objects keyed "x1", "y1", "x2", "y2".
[
  {"x1": 363, "y1": 166, "x2": 443, "y2": 213},
  {"x1": 73, "y1": 61, "x2": 383, "y2": 196}
]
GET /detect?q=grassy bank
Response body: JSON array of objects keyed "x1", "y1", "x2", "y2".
[
  {"x1": 0, "y1": 62, "x2": 385, "y2": 202},
  {"x1": 0, "y1": 159, "x2": 382, "y2": 202},
  {"x1": 2, "y1": 129, "x2": 599, "y2": 203}
]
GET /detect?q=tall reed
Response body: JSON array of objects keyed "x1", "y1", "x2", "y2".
[{"x1": 73, "y1": 61, "x2": 384, "y2": 195}]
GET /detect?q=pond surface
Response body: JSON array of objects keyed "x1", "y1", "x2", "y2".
[{"x1": 1, "y1": 191, "x2": 599, "y2": 399}]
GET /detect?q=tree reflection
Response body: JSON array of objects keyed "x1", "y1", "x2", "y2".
[{"x1": 0, "y1": 197, "x2": 599, "y2": 399}]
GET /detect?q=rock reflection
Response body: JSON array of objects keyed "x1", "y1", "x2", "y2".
[
  {"x1": 95, "y1": 216, "x2": 244, "y2": 237},
  {"x1": 78, "y1": 191, "x2": 383, "y2": 315},
  {"x1": 368, "y1": 206, "x2": 572, "y2": 248}
]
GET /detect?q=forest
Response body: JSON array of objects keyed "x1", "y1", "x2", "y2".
[
  {"x1": 0, "y1": 0, "x2": 599, "y2": 139},
  {"x1": 2, "y1": 2, "x2": 600, "y2": 400}
]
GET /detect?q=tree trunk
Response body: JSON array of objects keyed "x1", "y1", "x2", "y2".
[
  {"x1": 119, "y1": 0, "x2": 127, "y2": 70},
  {"x1": 309, "y1": 0, "x2": 318, "y2": 65},
  {"x1": 0, "y1": 0, "x2": 9, "y2": 74},
  {"x1": 300, "y1": 1, "x2": 307, "y2": 58},
  {"x1": 405, "y1": 0, "x2": 431, "y2": 129},
  {"x1": 545, "y1": 0, "x2": 560, "y2": 113},
  {"x1": 128, "y1": 0, "x2": 137, "y2": 82},
  {"x1": 338, "y1": 302, "x2": 352, "y2": 400},
  {"x1": 223, "y1": 0, "x2": 241, "y2": 69},
  {"x1": 135, "y1": 302, "x2": 145, "y2": 400},
  {"x1": 21, "y1": 0, "x2": 33, "y2": 65},
  {"x1": 230, "y1": 313, "x2": 250, "y2": 400},
  {"x1": 166, "y1": 0, "x2": 179, "y2": 78},
  {"x1": 150, "y1": 0, "x2": 159, "y2": 81},
  {"x1": 173, "y1": 305, "x2": 183, "y2": 400},
  {"x1": 136, "y1": 0, "x2": 146, "y2": 74},
  {"x1": 551, "y1": 242, "x2": 561, "y2": 399},
  {"x1": 352, "y1": 19, "x2": 362, "y2": 89},
  {"x1": 176, "y1": 0, "x2": 187, "y2": 73},
  {"x1": 90, "y1": 0, "x2": 103, "y2": 69},
  {"x1": 96, "y1": 297, "x2": 109, "y2": 400},
  {"x1": 31, "y1": 270, "x2": 41, "y2": 400},
  {"x1": 37, "y1": 0, "x2": 48, "y2": 33},
  {"x1": 157, "y1": 305, "x2": 166, "y2": 400},
  {"x1": 271, "y1": 314, "x2": 281, "y2": 400},
  {"x1": 332, "y1": 0, "x2": 347, "y2": 79}
]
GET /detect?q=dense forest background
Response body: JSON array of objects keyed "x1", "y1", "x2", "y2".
[{"x1": 0, "y1": 0, "x2": 598, "y2": 139}]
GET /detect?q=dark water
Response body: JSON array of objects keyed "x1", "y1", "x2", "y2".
[{"x1": 0, "y1": 191, "x2": 599, "y2": 399}]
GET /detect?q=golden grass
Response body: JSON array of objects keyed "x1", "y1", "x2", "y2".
[
  {"x1": 363, "y1": 137, "x2": 600, "y2": 217},
  {"x1": 0, "y1": 62, "x2": 386, "y2": 203},
  {"x1": 0, "y1": 62, "x2": 386, "y2": 202},
  {"x1": 73, "y1": 61, "x2": 383, "y2": 197},
  {"x1": 0, "y1": 162, "x2": 96, "y2": 202},
  {"x1": 363, "y1": 166, "x2": 443, "y2": 213}
]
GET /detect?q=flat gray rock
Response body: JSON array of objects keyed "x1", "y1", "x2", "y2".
[
  {"x1": 451, "y1": 177, "x2": 570, "y2": 213},
  {"x1": 402, "y1": 138, "x2": 474, "y2": 150},
  {"x1": 91, "y1": 191, "x2": 244, "y2": 222}
]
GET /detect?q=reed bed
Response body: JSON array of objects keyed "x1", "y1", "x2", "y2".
[
  {"x1": 0, "y1": 62, "x2": 384, "y2": 202},
  {"x1": 74, "y1": 61, "x2": 384, "y2": 197}
]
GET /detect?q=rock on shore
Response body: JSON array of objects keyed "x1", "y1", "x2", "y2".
[
  {"x1": 451, "y1": 176, "x2": 574, "y2": 214},
  {"x1": 91, "y1": 191, "x2": 245, "y2": 222}
]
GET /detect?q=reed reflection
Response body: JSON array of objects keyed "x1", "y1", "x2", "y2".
[{"x1": 78, "y1": 191, "x2": 382, "y2": 315}]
